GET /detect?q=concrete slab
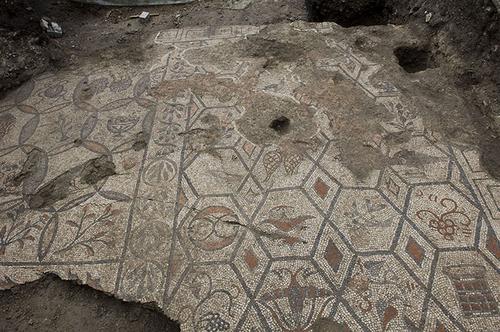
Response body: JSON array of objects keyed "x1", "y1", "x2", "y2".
[{"x1": 0, "y1": 22, "x2": 499, "y2": 331}]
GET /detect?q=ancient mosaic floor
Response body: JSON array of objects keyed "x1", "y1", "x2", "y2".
[{"x1": 0, "y1": 22, "x2": 499, "y2": 331}]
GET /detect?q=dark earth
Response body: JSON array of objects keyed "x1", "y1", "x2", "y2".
[
  {"x1": 0, "y1": 274, "x2": 180, "y2": 331},
  {"x1": 0, "y1": 0, "x2": 500, "y2": 331}
]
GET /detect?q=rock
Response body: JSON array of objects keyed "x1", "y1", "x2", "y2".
[
  {"x1": 139, "y1": 11, "x2": 151, "y2": 22},
  {"x1": 40, "y1": 17, "x2": 63, "y2": 38}
]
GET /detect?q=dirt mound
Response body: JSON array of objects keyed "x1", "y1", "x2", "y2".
[{"x1": 0, "y1": 274, "x2": 180, "y2": 332}]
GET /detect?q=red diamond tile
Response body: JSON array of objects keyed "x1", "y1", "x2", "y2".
[
  {"x1": 406, "y1": 236, "x2": 425, "y2": 267},
  {"x1": 324, "y1": 239, "x2": 343, "y2": 272},
  {"x1": 486, "y1": 230, "x2": 500, "y2": 261},
  {"x1": 314, "y1": 177, "x2": 330, "y2": 200}
]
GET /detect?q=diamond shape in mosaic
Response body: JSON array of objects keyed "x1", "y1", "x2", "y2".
[
  {"x1": 391, "y1": 136, "x2": 450, "y2": 184},
  {"x1": 252, "y1": 189, "x2": 323, "y2": 258},
  {"x1": 235, "y1": 138, "x2": 262, "y2": 168},
  {"x1": 168, "y1": 264, "x2": 249, "y2": 332},
  {"x1": 184, "y1": 148, "x2": 247, "y2": 196},
  {"x1": 325, "y1": 240, "x2": 343, "y2": 272},
  {"x1": 319, "y1": 142, "x2": 380, "y2": 188},
  {"x1": 378, "y1": 166, "x2": 409, "y2": 212},
  {"x1": 395, "y1": 221, "x2": 436, "y2": 285},
  {"x1": 304, "y1": 167, "x2": 340, "y2": 214},
  {"x1": 342, "y1": 255, "x2": 426, "y2": 331},
  {"x1": 486, "y1": 228, "x2": 500, "y2": 262},
  {"x1": 315, "y1": 177, "x2": 329, "y2": 199},
  {"x1": 257, "y1": 260, "x2": 335, "y2": 331},
  {"x1": 406, "y1": 184, "x2": 480, "y2": 249},
  {"x1": 431, "y1": 251, "x2": 500, "y2": 331},
  {"x1": 232, "y1": 231, "x2": 270, "y2": 293},
  {"x1": 177, "y1": 196, "x2": 245, "y2": 263},
  {"x1": 253, "y1": 146, "x2": 315, "y2": 191},
  {"x1": 314, "y1": 222, "x2": 354, "y2": 288},
  {"x1": 406, "y1": 236, "x2": 425, "y2": 267},
  {"x1": 330, "y1": 189, "x2": 401, "y2": 252}
]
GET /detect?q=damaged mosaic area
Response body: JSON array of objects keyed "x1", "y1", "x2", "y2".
[{"x1": 0, "y1": 22, "x2": 499, "y2": 331}]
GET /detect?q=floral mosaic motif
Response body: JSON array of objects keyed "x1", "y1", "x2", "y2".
[
  {"x1": 347, "y1": 258, "x2": 423, "y2": 330},
  {"x1": 178, "y1": 271, "x2": 240, "y2": 331},
  {"x1": 259, "y1": 267, "x2": 335, "y2": 331},
  {"x1": 52, "y1": 203, "x2": 120, "y2": 257},
  {"x1": 0, "y1": 203, "x2": 122, "y2": 260},
  {"x1": 0, "y1": 205, "x2": 39, "y2": 256}
]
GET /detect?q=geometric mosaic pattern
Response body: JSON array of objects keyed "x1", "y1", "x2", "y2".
[{"x1": 0, "y1": 22, "x2": 499, "y2": 331}]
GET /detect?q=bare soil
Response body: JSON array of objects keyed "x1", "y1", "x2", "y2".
[
  {"x1": 0, "y1": 0, "x2": 306, "y2": 95},
  {"x1": 0, "y1": 274, "x2": 179, "y2": 332}
]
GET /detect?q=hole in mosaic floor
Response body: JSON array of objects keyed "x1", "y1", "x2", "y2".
[
  {"x1": 0, "y1": 274, "x2": 180, "y2": 332},
  {"x1": 394, "y1": 45, "x2": 435, "y2": 73},
  {"x1": 269, "y1": 115, "x2": 291, "y2": 134},
  {"x1": 306, "y1": 0, "x2": 391, "y2": 27}
]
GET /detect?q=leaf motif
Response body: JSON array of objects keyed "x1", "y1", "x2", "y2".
[
  {"x1": 99, "y1": 98, "x2": 134, "y2": 113},
  {"x1": 81, "y1": 140, "x2": 111, "y2": 156},
  {"x1": 0, "y1": 225, "x2": 6, "y2": 238},
  {"x1": 22, "y1": 148, "x2": 48, "y2": 196},
  {"x1": 133, "y1": 73, "x2": 150, "y2": 98},
  {"x1": 93, "y1": 231, "x2": 107, "y2": 239},
  {"x1": 283, "y1": 152, "x2": 303, "y2": 175},
  {"x1": 99, "y1": 190, "x2": 131, "y2": 202},
  {"x1": 15, "y1": 80, "x2": 35, "y2": 104},
  {"x1": 382, "y1": 305, "x2": 398, "y2": 331},
  {"x1": 16, "y1": 104, "x2": 38, "y2": 114},
  {"x1": 80, "y1": 114, "x2": 99, "y2": 139},
  {"x1": 43, "y1": 102, "x2": 72, "y2": 114},
  {"x1": 263, "y1": 150, "x2": 282, "y2": 181},
  {"x1": 58, "y1": 192, "x2": 95, "y2": 212},
  {"x1": 142, "y1": 159, "x2": 177, "y2": 186},
  {"x1": 37, "y1": 214, "x2": 59, "y2": 261},
  {"x1": 19, "y1": 115, "x2": 40, "y2": 144}
]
